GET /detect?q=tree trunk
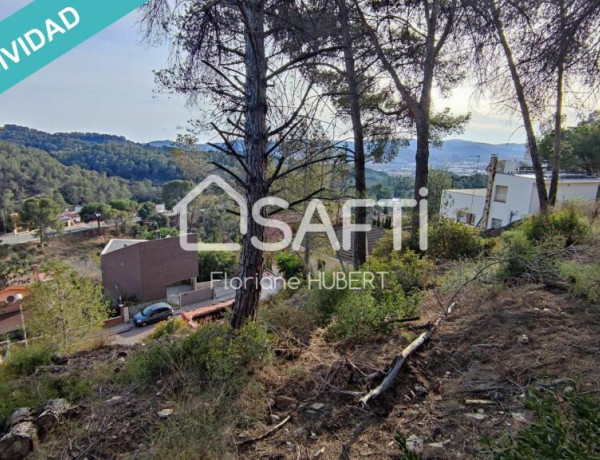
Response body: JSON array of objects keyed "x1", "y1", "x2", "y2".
[
  {"x1": 231, "y1": 0, "x2": 268, "y2": 329},
  {"x1": 0, "y1": 421, "x2": 38, "y2": 460},
  {"x1": 490, "y1": 0, "x2": 548, "y2": 212},
  {"x1": 549, "y1": 61, "x2": 564, "y2": 206},
  {"x1": 36, "y1": 399, "x2": 71, "y2": 436},
  {"x1": 549, "y1": 0, "x2": 566, "y2": 207},
  {"x1": 410, "y1": 1, "x2": 436, "y2": 249},
  {"x1": 411, "y1": 118, "x2": 430, "y2": 248},
  {"x1": 337, "y1": 0, "x2": 367, "y2": 269},
  {"x1": 7, "y1": 409, "x2": 32, "y2": 428}
]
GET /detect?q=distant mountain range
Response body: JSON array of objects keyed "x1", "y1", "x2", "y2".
[
  {"x1": 0, "y1": 125, "x2": 525, "y2": 209},
  {"x1": 373, "y1": 139, "x2": 526, "y2": 168},
  {"x1": 149, "y1": 138, "x2": 527, "y2": 169}
]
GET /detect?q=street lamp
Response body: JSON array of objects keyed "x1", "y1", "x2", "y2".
[{"x1": 15, "y1": 293, "x2": 28, "y2": 347}]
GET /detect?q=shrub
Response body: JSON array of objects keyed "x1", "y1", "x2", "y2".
[
  {"x1": 371, "y1": 232, "x2": 394, "y2": 259},
  {"x1": 275, "y1": 252, "x2": 304, "y2": 280},
  {"x1": 306, "y1": 273, "x2": 351, "y2": 323},
  {"x1": 365, "y1": 249, "x2": 433, "y2": 296},
  {"x1": 496, "y1": 228, "x2": 567, "y2": 282},
  {"x1": 122, "y1": 322, "x2": 272, "y2": 386},
  {"x1": 521, "y1": 206, "x2": 589, "y2": 245},
  {"x1": 488, "y1": 388, "x2": 600, "y2": 459},
  {"x1": 326, "y1": 291, "x2": 380, "y2": 340},
  {"x1": 147, "y1": 317, "x2": 188, "y2": 341},
  {"x1": 327, "y1": 290, "x2": 418, "y2": 341},
  {"x1": 197, "y1": 251, "x2": 237, "y2": 282},
  {"x1": 1, "y1": 343, "x2": 54, "y2": 377},
  {"x1": 428, "y1": 218, "x2": 483, "y2": 259},
  {"x1": 0, "y1": 372, "x2": 94, "y2": 421},
  {"x1": 261, "y1": 301, "x2": 317, "y2": 344},
  {"x1": 558, "y1": 261, "x2": 600, "y2": 304}
]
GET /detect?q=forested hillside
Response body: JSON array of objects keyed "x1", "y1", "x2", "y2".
[
  {"x1": 0, "y1": 125, "x2": 182, "y2": 182},
  {"x1": 0, "y1": 142, "x2": 158, "y2": 211}
]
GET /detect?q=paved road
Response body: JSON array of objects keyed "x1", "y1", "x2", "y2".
[
  {"x1": 0, "y1": 224, "x2": 106, "y2": 246},
  {"x1": 110, "y1": 275, "x2": 284, "y2": 346},
  {"x1": 109, "y1": 292, "x2": 236, "y2": 346}
]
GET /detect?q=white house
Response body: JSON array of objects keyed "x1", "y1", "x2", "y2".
[{"x1": 441, "y1": 162, "x2": 600, "y2": 230}]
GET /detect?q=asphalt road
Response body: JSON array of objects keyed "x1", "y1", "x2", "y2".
[
  {"x1": 110, "y1": 276, "x2": 284, "y2": 346},
  {"x1": 111, "y1": 324, "x2": 157, "y2": 346},
  {"x1": 0, "y1": 224, "x2": 105, "y2": 246}
]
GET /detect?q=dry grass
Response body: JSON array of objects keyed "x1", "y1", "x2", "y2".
[{"x1": 237, "y1": 283, "x2": 600, "y2": 460}]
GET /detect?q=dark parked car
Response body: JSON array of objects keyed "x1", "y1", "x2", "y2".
[{"x1": 133, "y1": 302, "x2": 174, "y2": 327}]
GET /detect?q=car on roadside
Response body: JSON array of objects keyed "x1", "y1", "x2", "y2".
[{"x1": 133, "y1": 302, "x2": 174, "y2": 327}]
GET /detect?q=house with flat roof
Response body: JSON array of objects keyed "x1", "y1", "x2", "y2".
[
  {"x1": 441, "y1": 159, "x2": 600, "y2": 229},
  {"x1": 100, "y1": 235, "x2": 199, "y2": 303}
]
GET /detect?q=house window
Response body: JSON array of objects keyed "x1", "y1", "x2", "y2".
[
  {"x1": 494, "y1": 185, "x2": 508, "y2": 203},
  {"x1": 491, "y1": 218, "x2": 503, "y2": 229},
  {"x1": 457, "y1": 211, "x2": 476, "y2": 225}
]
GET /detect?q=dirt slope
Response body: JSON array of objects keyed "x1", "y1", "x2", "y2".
[
  {"x1": 243, "y1": 284, "x2": 600, "y2": 459},
  {"x1": 13, "y1": 284, "x2": 600, "y2": 459}
]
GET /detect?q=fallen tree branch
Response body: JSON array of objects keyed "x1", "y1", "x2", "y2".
[
  {"x1": 236, "y1": 415, "x2": 291, "y2": 447},
  {"x1": 359, "y1": 320, "x2": 440, "y2": 407},
  {"x1": 377, "y1": 316, "x2": 422, "y2": 330}
]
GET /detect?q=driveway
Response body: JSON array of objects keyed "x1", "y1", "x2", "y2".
[
  {"x1": 109, "y1": 290, "x2": 236, "y2": 346},
  {"x1": 108, "y1": 274, "x2": 283, "y2": 346}
]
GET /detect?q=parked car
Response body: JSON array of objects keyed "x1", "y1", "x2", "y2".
[{"x1": 133, "y1": 302, "x2": 174, "y2": 327}]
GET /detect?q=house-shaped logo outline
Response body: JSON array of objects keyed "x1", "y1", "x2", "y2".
[{"x1": 174, "y1": 175, "x2": 247, "y2": 252}]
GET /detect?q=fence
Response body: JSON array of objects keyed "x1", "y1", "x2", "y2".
[{"x1": 179, "y1": 280, "x2": 224, "y2": 307}]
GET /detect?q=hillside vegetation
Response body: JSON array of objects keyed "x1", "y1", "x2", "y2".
[
  {"x1": 0, "y1": 141, "x2": 160, "y2": 211},
  {"x1": 0, "y1": 125, "x2": 182, "y2": 183},
  {"x1": 1, "y1": 203, "x2": 599, "y2": 459}
]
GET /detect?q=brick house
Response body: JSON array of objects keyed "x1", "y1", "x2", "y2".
[{"x1": 100, "y1": 235, "x2": 199, "y2": 303}]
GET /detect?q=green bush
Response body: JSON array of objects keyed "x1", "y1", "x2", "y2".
[
  {"x1": 306, "y1": 273, "x2": 351, "y2": 323},
  {"x1": 275, "y1": 252, "x2": 304, "y2": 280},
  {"x1": 327, "y1": 291, "x2": 382, "y2": 340},
  {"x1": 558, "y1": 261, "x2": 600, "y2": 304},
  {"x1": 307, "y1": 250, "x2": 428, "y2": 340},
  {"x1": 1, "y1": 343, "x2": 54, "y2": 377},
  {"x1": 488, "y1": 388, "x2": 600, "y2": 459},
  {"x1": 496, "y1": 229, "x2": 565, "y2": 281},
  {"x1": 521, "y1": 207, "x2": 589, "y2": 245},
  {"x1": 197, "y1": 251, "x2": 238, "y2": 282},
  {"x1": 428, "y1": 218, "x2": 483, "y2": 259},
  {"x1": 122, "y1": 322, "x2": 272, "y2": 386},
  {"x1": 147, "y1": 317, "x2": 188, "y2": 341},
  {"x1": 496, "y1": 230, "x2": 539, "y2": 280},
  {"x1": 0, "y1": 373, "x2": 94, "y2": 421},
  {"x1": 365, "y1": 249, "x2": 434, "y2": 296},
  {"x1": 326, "y1": 290, "x2": 420, "y2": 341}
]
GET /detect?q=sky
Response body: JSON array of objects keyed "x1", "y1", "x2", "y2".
[{"x1": 0, "y1": 1, "x2": 539, "y2": 145}]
